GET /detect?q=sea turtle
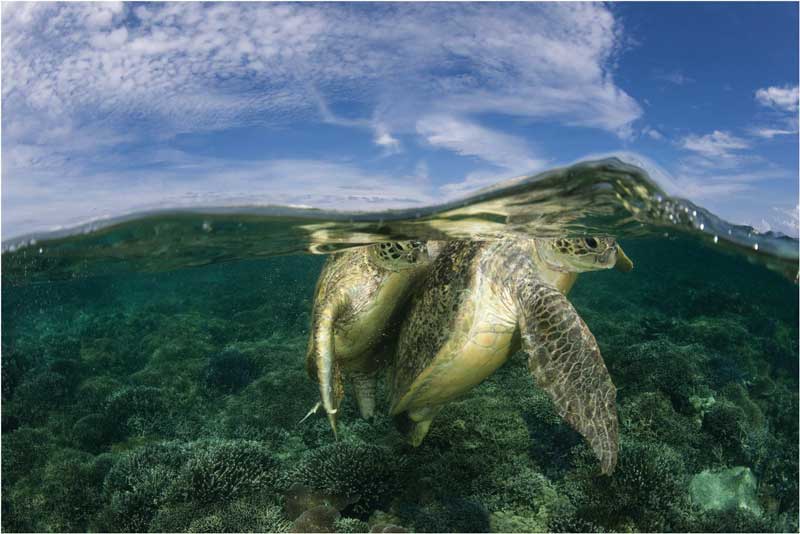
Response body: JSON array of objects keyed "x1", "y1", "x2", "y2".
[
  {"x1": 306, "y1": 241, "x2": 442, "y2": 434},
  {"x1": 388, "y1": 237, "x2": 633, "y2": 474}
]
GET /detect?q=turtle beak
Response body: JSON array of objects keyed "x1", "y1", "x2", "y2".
[{"x1": 614, "y1": 244, "x2": 634, "y2": 272}]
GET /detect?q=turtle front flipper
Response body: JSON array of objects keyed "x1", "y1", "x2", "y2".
[{"x1": 515, "y1": 281, "x2": 619, "y2": 475}]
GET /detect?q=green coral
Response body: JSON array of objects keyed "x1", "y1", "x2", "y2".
[
  {"x1": 425, "y1": 395, "x2": 530, "y2": 455},
  {"x1": 289, "y1": 441, "x2": 403, "y2": 517},
  {"x1": 3, "y1": 448, "x2": 112, "y2": 532},
  {"x1": 11, "y1": 370, "x2": 70, "y2": 424},
  {"x1": 72, "y1": 413, "x2": 117, "y2": 453},
  {"x1": 202, "y1": 347, "x2": 259, "y2": 396},
  {"x1": 104, "y1": 385, "x2": 170, "y2": 439},
  {"x1": 701, "y1": 401, "x2": 769, "y2": 468},
  {"x1": 1, "y1": 426, "x2": 53, "y2": 488},
  {"x1": 98, "y1": 441, "x2": 190, "y2": 531},
  {"x1": 612, "y1": 338, "x2": 710, "y2": 411},
  {"x1": 335, "y1": 516, "x2": 370, "y2": 533},
  {"x1": 564, "y1": 439, "x2": 689, "y2": 531},
  {"x1": 490, "y1": 510, "x2": 548, "y2": 533},
  {"x1": 171, "y1": 439, "x2": 280, "y2": 504},
  {"x1": 470, "y1": 459, "x2": 564, "y2": 526},
  {"x1": 399, "y1": 497, "x2": 491, "y2": 533},
  {"x1": 684, "y1": 507, "x2": 776, "y2": 533},
  {"x1": 38, "y1": 450, "x2": 113, "y2": 531},
  {"x1": 97, "y1": 439, "x2": 283, "y2": 531},
  {"x1": 152, "y1": 498, "x2": 291, "y2": 533}
]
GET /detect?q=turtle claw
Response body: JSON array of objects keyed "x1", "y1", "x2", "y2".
[
  {"x1": 298, "y1": 401, "x2": 322, "y2": 425},
  {"x1": 297, "y1": 401, "x2": 339, "y2": 438}
]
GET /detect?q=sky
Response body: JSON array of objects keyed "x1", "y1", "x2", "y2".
[{"x1": 2, "y1": 2, "x2": 798, "y2": 238}]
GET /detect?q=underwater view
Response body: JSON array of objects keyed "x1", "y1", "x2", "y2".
[
  {"x1": 2, "y1": 158, "x2": 799, "y2": 533},
  {"x1": 2, "y1": 2, "x2": 798, "y2": 533}
]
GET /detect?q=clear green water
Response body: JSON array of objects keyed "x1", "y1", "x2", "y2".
[{"x1": 1, "y1": 159, "x2": 798, "y2": 533}]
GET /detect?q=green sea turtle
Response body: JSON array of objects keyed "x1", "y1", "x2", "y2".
[
  {"x1": 306, "y1": 241, "x2": 442, "y2": 434},
  {"x1": 388, "y1": 237, "x2": 633, "y2": 474}
]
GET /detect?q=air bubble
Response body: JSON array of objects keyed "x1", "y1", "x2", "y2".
[
  {"x1": 713, "y1": 236, "x2": 718, "y2": 244},
  {"x1": 699, "y1": 223, "x2": 705, "y2": 231},
  {"x1": 692, "y1": 210, "x2": 697, "y2": 217},
  {"x1": 754, "y1": 243, "x2": 759, "y2": 251}
]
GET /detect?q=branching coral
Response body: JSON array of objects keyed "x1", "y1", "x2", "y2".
[
  {"x1": 288, "y1": 441, "x2": 404, "y2": 517},
  {"x1": 398, "y1": 497, "x2": 491, "y2": 533},
  {"x1": 171, "y1": 439, "x2": 280, "y2": 504},
  {"x1": 99, "y1": 441, "x2": 190, "y2": 531},
  {"x1": 563, "y1": 438, "x2": 689, "y2": 532},
  {"x1": 104, "y1": 385, "x2": 170, "y2": 438},
  {"x1": 11, "y1": 371, "x2": 70, "y2": 424},
  {"x1": 203, "y1": 347, "x2": 259, "y2": 395}
]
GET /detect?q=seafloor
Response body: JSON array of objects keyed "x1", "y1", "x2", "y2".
[{"x1": 2, "y1": 237, "x2": 797, "y2": 533}]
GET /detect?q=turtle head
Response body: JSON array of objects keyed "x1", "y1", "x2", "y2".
[
  {"x1": 368, "y1": 241, "x2": 437, "y2": 270},
  {"x1": 535, "y1": 237, "x2": 633, "y2": 273}
]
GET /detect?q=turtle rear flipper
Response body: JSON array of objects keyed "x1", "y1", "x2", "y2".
[
  {"x1": 350, "y1": 371, "x2": 377, "y2": 419},
  {"x1": 393, "y1": 408, "x2": 439, "y2": 446},
  {"x1": 515, "y1": 281, "x2": 619, "y2": 475},
  {"x1": 312, "y1": 302, "x2": 345, "y2": 436}
]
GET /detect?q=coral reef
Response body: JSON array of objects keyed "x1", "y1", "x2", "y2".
[
  {"x1": 1, "y1": 238, "x2": 797, "y2": 533},
  {"x1": 203, "y1": 347, "x2": 259, "y2": 395},
  {"x1": 171, "y1": 439, "x2": 280, "y2": 504},
  {"x1": 288, "y1": 441, "x2": 405, "y2": 517}
]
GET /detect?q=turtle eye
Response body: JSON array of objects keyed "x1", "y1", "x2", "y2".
[{"x1": 585, "y1": 237, "x2": 598, "y2": 249}]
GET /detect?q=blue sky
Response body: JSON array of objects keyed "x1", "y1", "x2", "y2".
[{"x1": 2, "y1": 2, "x2": 798, "y2": 238}]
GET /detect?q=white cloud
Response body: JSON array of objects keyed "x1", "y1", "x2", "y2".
[
  {"x1": 417, "y1": 114, "x2": 544, "y2": 173},
  {"x1": 750, "y1": 127, "x2": 797, "y2": 139},
  {"x1": 373, "y1": 125, "x2": 401, "y2": 154},
  {"x1": 89, "y1": 26, "x2": 128, "y2": 49},
  {"x1": 755, "y1": 85, "x2": 799, "y2": 112},
  {"x1": 772, "y1": 205, "x2": 799, "y2": 237},
  {"x1": 749, "y1": 86, "x2": 798, "y2": 140},
  {"x1": 642, "y1": 126, "x2": 664, "y2": 140},
  {"x1": 2, "y1": 3, "x2": 645, "y2": 236},
  {"x1": 680, "y1": 130, "x2": 750, "y2": 158},
  {"x1": 2, "y1": 3, "x2": 641, "y2": 143}
]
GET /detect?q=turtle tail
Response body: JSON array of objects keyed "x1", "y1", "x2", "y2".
[{"x1": 314, "y1": 302, "x2": 345, "y2": 437}]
